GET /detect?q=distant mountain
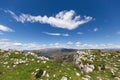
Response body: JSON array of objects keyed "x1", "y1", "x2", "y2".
[
  {"x1": 40, "y1": 48, "x2": 77, "y2": 54},
  {"x1": 23, "y1": 48, "x2": 77, "y2": 57},
  {"x1": 39, "y1": 48, "x2": 77, "y2": 57}
]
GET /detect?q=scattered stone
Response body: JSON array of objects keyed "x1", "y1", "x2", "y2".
[
  {"x1": 115, "y1": 77, "x2": 120, "y2": 80},
  {"x1": 61, "y1": 64, "x2": 64, "y2": 66},
  {"x1": 37, "y1": 56, "x2": 49, "y2": 60},
  {"x1": 46, "y1": 73, "x2": 49, "y2": 77},
  {"x1": 85, "y1": 75, "x2": 91, "y2": 79},
  {"x1": 3, "y1": 62, "x2": 8, "y2": 65},
  {"x1": 37, "y1": 60, "x2": 40, "y2": 63},
  {"x1": 46, "y1": 65, "x2": 49, "y2": 68},
  {"x1": 42, "y1": 61, "x2": 47, "y2": 64},
  {"x1": 13, "y1": 65, "x2": 16, "y2": 67},
  {"x1": 96, "y1": 77, "x2": 102, "y2": 80},
  {"x1": 53, "y1": 74, "x2": 56, "y2": 78},
  {"x1": 61, "y1": 76, "x2": 67, "y2": 80},
  {"x1": 59, "y1": 70, "x2": 62, "y2": 72},
  {"x1": 76, "y1": 72, "x2": 80, "y2": 76},
  {"x1": 31, "y1": 72, "x2": 35, "y2": 75},
  {"x1": 36, "y1": 69, "x2": 39, "y2": 71},
  {"x1": 31, "y1": 59, "x2": 35, "y2": 61},
  {"x1": 7, "y1": 66, "x2": 10, "y2": 68},
  {"x1": 42, "y1": 70, "x2": 46, "y2": 76},
  {"x1": 83, "y1": 64, "x2": 94, "y2": 73},
  {"x1": 82, "y1": 77, "x2": 89, "y2": 80},
  {"x1": 25, "y1": 63, "x2": 28, "y2": 66},
  {"x1": 67, "y1": 68, "x2": 70, "y2": 70}
]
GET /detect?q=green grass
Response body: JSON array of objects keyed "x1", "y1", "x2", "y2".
[
  {"x1": 0, "y1": 50, "x2": 120, "y2": 80},
  {"x1": 0, "y1": 50, "x2": 82, "y2": 80}
]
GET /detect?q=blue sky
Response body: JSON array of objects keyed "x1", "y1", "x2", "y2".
[{"x1": 0, "y1": 0, "x2": 120, "y2": 50}]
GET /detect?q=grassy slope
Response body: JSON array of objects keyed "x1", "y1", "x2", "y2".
[
  {"x1": 0, "y1": 50, "x2": 120, "y2": 80},
  {"x1": 0, "y1": 51, "x2": 81, "y2": 80},
  {"x1": 83, "y1": 50, "x2": 120, "y2": 80}
]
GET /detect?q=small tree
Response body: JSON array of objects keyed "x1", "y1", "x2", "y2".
[
  {"x1": 0, "y1": 71, "x2": 2, "y2": 75},
  {"x1": 35, "y1": 69, "x2": 43, "y2": 78}
]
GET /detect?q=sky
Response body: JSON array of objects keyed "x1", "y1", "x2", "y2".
[{"x1": 0, "y1": 0, "x2": 120, "y2": 50}]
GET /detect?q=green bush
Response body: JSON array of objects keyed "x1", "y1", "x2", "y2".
[
  {"x1": 35, "y1": 69, "x2": 43, "y2": 78},
  {"x1": 0, "y1": 71, "x2": 2, "y2": 75}
]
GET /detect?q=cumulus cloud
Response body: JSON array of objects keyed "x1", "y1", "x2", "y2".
[
  {"x1": 5, "y1": 10, "x2": 93, "y2": 30},
  {"x1": 67, "y1": 41, "x2": 73, "y2": 45},
  {"x1": 0, "y1": 39, "x2": 64, "y2": 50},
  {"x1": 62, "y1": 34, "x2": 69, "y2": 36},
  {"x1": 43, "y1": 32, "x2": 61, "y2": 36},
  {"x1": 0, "y1": 39, "x2": 120, "y2": 50},
  {"x1": 117, "y1": 31, "x2": 120, "y2": 35},
  {"x1": 77, "y1": 32, "x2": 83, "y2": 35},
  {"x1": 13, "y1": 43, "x2": 22, "y2": 46},
  {"x1": 79, "y1": 44, "x2": 119, "y2": 49},
  {"x1": 43, "y1": 32, "x2": 69, "y2": 36},
  {"x1": 93, "y1": 28, "x2": 98, "y2": 32},
  {"x1": 75, "y1": 42, "x2": 81, "y2": 47},
  {"x1": 0, "y1": 39, "x2": 9, "y2": 42},
  {"x1": 75, "y1": 42, "x2": 81, "y2": 45},
  {"x1": 0, "y1": 39, "x2": 41, "y2": 50},
  {"x1": 0, "y1": 25, "x2": 14, "y2": 32}
]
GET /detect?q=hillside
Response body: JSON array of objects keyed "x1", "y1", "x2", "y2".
[
  {"x1": 0, "y1": 49, "x2": 81, "y2": 80},
  {"x1": 73, "y1": 50, "x2": 120, "y2": 80},
  {"x1": 0, "y1": 49, "x2": 120, "y2": 80}
]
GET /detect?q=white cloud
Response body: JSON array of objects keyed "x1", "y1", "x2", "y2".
[
  {"x1": 62, "y1": 34, "x2": 69, "y2": 36},
  {"x1": 43, "y1": 32, "x2": 69, "y2": 36},
  {"x1": 0, "y1": 25, "x2": 14, "y2": 32},
  {"x1": 0, "y1": 39, "x2": 42, "y2": 50},
  {"x1": 5, "y1": 10, "x2": 93, "y2": 30},
  {"x1": 75, "y1": 42, "x2": 81, "y2": 45},
  {"x1": 49, "y1": 43, "x2": 66, "y2": 48},
  {"x1": 13, "y1": 43, "x2": 22, "y2": 46},
  {"x1": 77, "y1": 32, "x2": 83, "y2": 35},
  {"x1": 0, "y1": 39, "x2": 64, "y2": 50},
  {"x1": 0, "y1": 39, "x2": 120, "y2": 50},
  {"x1": 93, "y1": 28, "x2": 98, "y2": 32},
  {"x1": 43, "y1": 32, "x2": 61, "y2": 36},
  {"x1": 117, "y1": 31, "x2": 120, "y2": 35},
  {"x1": 75, "y1": 42, "x2": 81, "y2": 47},
  {"x1": 0, "y1": 39, "x2": 10, "y2": 42},
  {"x1": 67, "y1": 41, "x2": 73, "y2": 45}
]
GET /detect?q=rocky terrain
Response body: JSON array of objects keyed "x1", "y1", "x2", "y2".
[
  {"x1": 0, "y1": 49, "x2": 120, "y2": 80},
  {"x1": 73, "y1": 50, "x2": 120, "y2": 80},
  {"x1": 0, "y1": 49, "x2": 81, "y2": 80}
]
